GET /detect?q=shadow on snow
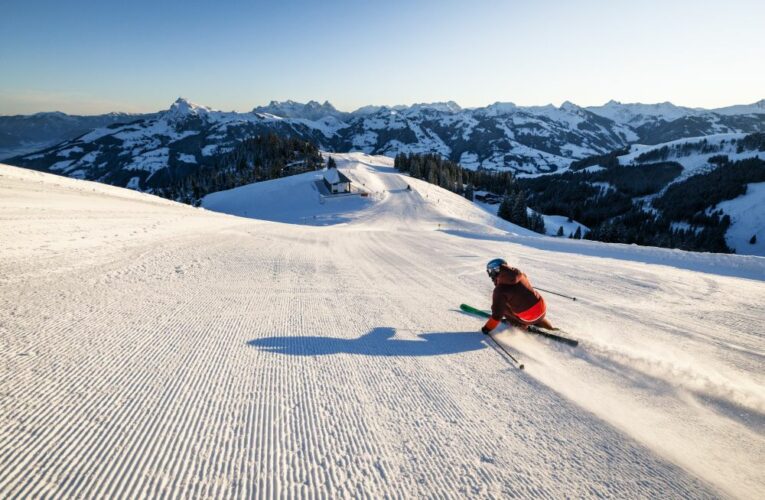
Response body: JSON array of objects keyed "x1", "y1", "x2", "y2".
[{"x1": 248, "y1": 327, "x2": 488, "y2": 357}]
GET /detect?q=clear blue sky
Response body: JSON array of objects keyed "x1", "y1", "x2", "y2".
[{"x1": 1, "y1": 0, "x2": 763, "y2": 114}]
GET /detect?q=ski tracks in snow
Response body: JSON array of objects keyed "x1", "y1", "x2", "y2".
[
  {"x1": 2, "y1": 162, "x2": 761, "y2": 497},
  {"x1": 1, "y1": 222, "x2": 719, "y2": 498}
]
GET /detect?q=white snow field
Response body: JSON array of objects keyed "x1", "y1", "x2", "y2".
[{"x1": 1, "y1": 155, "x2": 764, "y2": 498}]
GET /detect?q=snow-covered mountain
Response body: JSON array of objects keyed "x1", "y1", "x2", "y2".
[
  {"x1": 2, "y1": 155, "x2": 763, "y2": 498},
  {"x1": 9, "y1": 98, "x2": 334, "y2": 191},
  {"x1": 623, "y1": 133, "x2": 765, "y2": 252},
  {"x1": 560, "y1": 133, "x2": 765, "y2": 255},
  {"x1": 332, "y1": 99, "x2": 634, "y2": 174},
  {"x1": 0, "y1": 110, "x2": 157, "y2": 160},
  {"x1": 253, "y1": 99, "x2": 349, "y2": 121},
  {"x1": 586, "y1": 99, "x2": 765, "y2": 144},
  {"x1": 713, "y1": 98, "x2": 765, "y2": 116},
  {"x1": 586, "y1": 100, "x2": 702, "y2": 127},
  {"x1": 7, "y1": 97, "x2": 765, "y2": 190},
  {"x1": 0, "y1": 99, "x2": 626, "y2": 185}
]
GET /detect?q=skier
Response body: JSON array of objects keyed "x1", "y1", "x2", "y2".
[{"x1": 481, "y1": 258, "x2": 555, "y2": 334}]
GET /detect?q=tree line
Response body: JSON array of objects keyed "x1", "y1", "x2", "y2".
[
  {"x1": 519, "y1": 153, "x2": 765, "y2": 253},
  {"x1": 393, "y1": 152, "x2": 545, "y2": 234},
  {"x1": 156, "y1": 134, "x2": 324, "y2": 205}
]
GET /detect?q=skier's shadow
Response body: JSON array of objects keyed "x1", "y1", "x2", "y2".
[{"x1": 248, "y1": 327, "x2": 488, "y2": 357}]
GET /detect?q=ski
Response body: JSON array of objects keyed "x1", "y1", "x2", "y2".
[
  {"x1": 460, "y1": 303, "x2": 579, "y2": 347},
  {"x1": 526, "y1": 325, "x2": 579, "y2": 347}
]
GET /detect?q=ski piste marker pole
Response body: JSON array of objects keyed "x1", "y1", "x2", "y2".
[{"x1": 535, "y1": 287, "x2": 577, "y2": 301}]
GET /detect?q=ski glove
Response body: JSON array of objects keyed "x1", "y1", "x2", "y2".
[{"x1": 482, "y1": 317, "x2": 500, "y2": 335}]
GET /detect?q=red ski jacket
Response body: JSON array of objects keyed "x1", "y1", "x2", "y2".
[{"x1": 483, "y1": 265, "x2": 545, "y2": 331}]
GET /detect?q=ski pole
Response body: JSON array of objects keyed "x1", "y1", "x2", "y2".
[
  {"x1": 535, "y1": 287, "x2": 577, "y2": 301},
  {"x1": 487, "y1": 333, "x2": 524, "y2": 370}
]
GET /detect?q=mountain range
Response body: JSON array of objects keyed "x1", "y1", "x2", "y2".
[
  {"x1": 0, "y1": 111, "x2": 158, "y2": 160},
  {"x1": 5, "y1": 97, "x2": 765, "y2": 191}
]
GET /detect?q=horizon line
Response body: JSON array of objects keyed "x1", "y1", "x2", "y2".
[{"x1": 2, "y1": 96, "x2": 764, "y2": 117}]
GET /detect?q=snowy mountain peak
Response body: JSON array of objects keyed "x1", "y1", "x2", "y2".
[
  {"x1": 351, "y1": 104, "x2": 390, "y2": 115},
  {"x1": 164, "y1": 98, "x2": 213, "y2": 120},
  {"x1": 406, "y1": 101, "x2": 462, "y2": 114},
  {"x1": 586, "y1": 100, "x2": 698, "y2": 125},
  {"x1": 252, "y1": 100, "x2": 343, "y2": 120},
  {"x1": 31, "y1": 111, "x2": 69, "y2": 118},
  {"x1": 307, "y1": 100, "x2": 337, "y2": 110},
  {"x1": 25, "y1": 111, "x2": 79, "y2": 122},
  {"x1": 480, "y1": 102, "x2": 519, "y2": 116},
  {"x1": 559, "y1": 101, "x2": 581, "y2": 112},
  {"x1": 713, "y1": 99, "x2": 765, "y2": 116},
  {"x1": 589, "y1": 98, "x2": 765, "y2": 124}
]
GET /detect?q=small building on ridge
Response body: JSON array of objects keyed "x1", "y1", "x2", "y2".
[{"x1": 323, "y1": 166, "x2": 351, "y2": 194}]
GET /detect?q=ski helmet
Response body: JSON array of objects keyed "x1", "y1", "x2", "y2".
[{"x1": 486, "y1": 258, "x2": 507, "y2": 279}]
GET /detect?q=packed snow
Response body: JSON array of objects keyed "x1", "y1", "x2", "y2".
[
  {"x1": 1, "y1": 154, "x2": 763, "y2": 498},
  {"x1": 718, "y1": 182, "x2": 765, "y2": 254}
]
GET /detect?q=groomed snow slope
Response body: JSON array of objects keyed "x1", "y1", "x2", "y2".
[{"x1": 2, "y1": 157, "x2": 764, "y2": 498}]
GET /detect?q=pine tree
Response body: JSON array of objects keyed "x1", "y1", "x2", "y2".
[
  {"x1": 411, "y1": 160, "x2": 422, "y2": 179},
  {"x1": 439, "y1": 169, "x2": 451, "y2": 190},
  {"x1": 427, "y1": 168, "x2": 437, "y2": 185},
  {"x1": 573, "y1": 226, "x2": 582, "y2": 239},
  {"x1": 498, "y1": 195, "x2": 513, "y2": 221},
  {"x1": 511, "y1": 191, "x2": 528, "y2": 228},
  {"x1": 531, "y1": 213, "x2": 545, "y2": 234},
  {"x1": 327, "y1": 156, "x2": 337, "y2": 169},
  {"x1": 557, "y1": 226, "x2": 564, "y2": 237},
  {"x1": 465, "y1": 184, "x2": 474, "y2": 201},
  {"x1": 750, "y1": 234, "x2": 758, "y2": 244},
  {"x1": 394, "y1": 153, "x2": 406, "y2": 171}
]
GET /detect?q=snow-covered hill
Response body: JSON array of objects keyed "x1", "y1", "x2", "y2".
[
  {"x1": 202, "y1": 153, "x2": 538, "y2": 236},
  {"x1": 0, "y1": 110, "x2": 157, "y2": 160},
  {"x1": 2, "y1": 154, "x2": 762, "y2": 498},
  {"x1": 8, "y1": 97, "x2": 765, "y2": 187},
  {"x1": 616, "y1": 133, "x2": 765, "y2": 254},
  {"x1": 619, "y1": 132, "x2": 762, "y2": 173}
]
